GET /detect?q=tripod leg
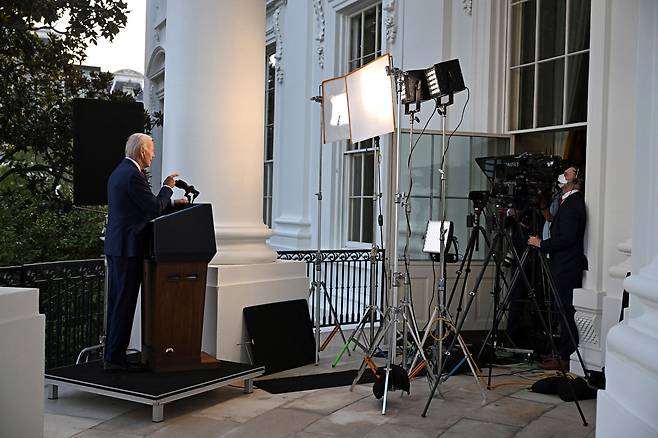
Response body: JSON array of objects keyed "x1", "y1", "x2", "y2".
[
  {"x1": 455, "y1": 334, "x2": 486, "y2": 404},
  {"x1": 421, "y1": 233, "x2": 498, "y2": 417},
  {"x1": 409, "y1": 306, "x2": 440, "y2": 374},
  {"x1": 332, "y1": 306, "x2": 373, "y2": 367},
  {"x1": 350, "y1": 311, "x2": 392, "y2": 391},
  {"x1": 503, "y1": 239, "x2": 588, "y2": 426},
  {"x1": 320, "y1": 282, "x2": 351, "y2": 356},
  {"x1": 401, "y1": 308, "x2": 436, "y2": 383}
]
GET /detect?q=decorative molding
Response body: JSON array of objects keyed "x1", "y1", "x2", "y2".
[
  {"x1": 313, "y1": 0, "x2": 325, "y2": 68},
  {"x1": 383, "y1": 0, "x2": 397, "y2": 44},
  {"x1": 273, "y1": 2, "x2": 286, "y2": 83},
  {"x1": 462, "y1": 0, "x2": 473, "y2": 16}
]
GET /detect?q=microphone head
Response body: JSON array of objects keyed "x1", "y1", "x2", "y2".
[{"x1": 174, "y1": 179, "x2": 189, "y2": 190}]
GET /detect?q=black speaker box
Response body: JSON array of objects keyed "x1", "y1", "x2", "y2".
[
  {"x1": 73, "y1": 98, "x2": 145, "y2": 206},
  {"x1": 243, "y1": 299, "x2": 315, "y2": 374}
]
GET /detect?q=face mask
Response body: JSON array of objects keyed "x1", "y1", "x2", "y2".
[{"x1": 557, "y1": 174, "x2": 568, "y2": 188}]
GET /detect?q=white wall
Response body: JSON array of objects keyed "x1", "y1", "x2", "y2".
[{"x1": 0, "y1": 288, "x2": 45, "y2": 438}]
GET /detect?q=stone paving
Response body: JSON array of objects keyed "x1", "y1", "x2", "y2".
[{"x1": 44, "y1": 336, "x2": 597, "y2": 437}]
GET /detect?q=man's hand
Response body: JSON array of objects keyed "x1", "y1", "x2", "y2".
[
  {"x1": 528, "y1": 236, "x2": 542, "y2": 248},
  {"x1": 174, "y1": 198, "x2": 189, "y2": 206},
  {"x1": 163, "y1": 173, "x2": 179, "y2": 188}
]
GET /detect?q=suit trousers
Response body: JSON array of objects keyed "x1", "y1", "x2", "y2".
[
  {"x1": 551, "y1": 266, "x2": 582, "y2": 360},
  {"x1": 104, "y1": 255, "x2": 143, "y2": 365}
]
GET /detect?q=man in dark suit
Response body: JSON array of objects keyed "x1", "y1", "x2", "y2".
[
  {"x1": 528, "y1": 167, "x2": 587, "y2": 370},
  {"x1": 103, "y1": 133, "x2": 187, "y2": 372}
]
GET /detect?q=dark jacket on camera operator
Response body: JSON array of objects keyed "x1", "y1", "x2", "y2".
[{"x1": 528, "y1": 166, "x2": 587, "y2": 367}]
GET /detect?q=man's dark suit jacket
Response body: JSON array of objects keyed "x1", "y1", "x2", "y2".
[
  {"x1": 104, "y1": 158, "x2": 173, "y2": 257},
  {"x1": 540, "y1": 191, "x2": 588, "y2": 275}
]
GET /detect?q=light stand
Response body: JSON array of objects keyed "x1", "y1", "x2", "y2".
[
  {"x1": 332, "y1": 136, "x2": 386, "y2": 367},
  {"x1": 348, "y1": 67, "x2": 436, "y2": 414},
  {"x1": 310, "y1": 92, "x2": 350, "y2": 364}
]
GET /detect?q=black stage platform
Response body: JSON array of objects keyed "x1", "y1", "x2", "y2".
[{"x1": 45, "y1": 357, "x2": 264, "y2": 422}]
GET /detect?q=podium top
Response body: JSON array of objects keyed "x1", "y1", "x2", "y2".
[{"x1": 148, "y1": 203, "x2": 217, "y2": 263}]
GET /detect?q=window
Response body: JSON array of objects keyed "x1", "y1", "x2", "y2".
[
  {"x1": 398, "y1": 132, "x2": 511, "y2": 260},
  {"x1": 263, "y1": 44, "x2": 276, "y2": 227},
  {"x1": 344, "y1": 2, "x2": 382, "y2": 244},
  {"x1": 508, "y1": 0, "x2": 590, "y2": 131}
]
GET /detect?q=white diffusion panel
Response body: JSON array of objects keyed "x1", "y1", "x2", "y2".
[{"x1": 345, "y1": 54, "x2": 396, "y2": 143}]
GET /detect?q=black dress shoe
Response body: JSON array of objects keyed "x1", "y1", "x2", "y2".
[
  {"x1": 103, "y1": 361, "x2": 126, "y2": 373},
  {"x1": 103, "y1": 361, "x2": 148, "y2": 373}
]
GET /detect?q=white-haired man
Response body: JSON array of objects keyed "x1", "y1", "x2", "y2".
[{"x1": 103, "y1": 133, "x2": 188, "y2": 372}]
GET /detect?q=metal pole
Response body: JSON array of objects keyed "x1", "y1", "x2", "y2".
[
  {"x1": 313, "y1": 91, "x2": 324, "y2": 365},
  {"x1": 435, "y1": 108, "x2": 448, "y2": 378},
  {"x1": 382, "y1": 69, "x2": 405, "y2": 415}
]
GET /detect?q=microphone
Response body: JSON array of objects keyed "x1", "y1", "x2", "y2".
[{"x1": 174, "y1": 179, "x2": 200, "y2": 197}]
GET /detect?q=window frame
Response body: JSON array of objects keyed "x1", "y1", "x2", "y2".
[
  {"x1": 342, "y1": 1, "x2": 383, "y2": 248},
  {"x1": 263, "y1": 43, "x2": 276, "y2": 228},
  {"x1": 507, "y1": 0, "x2": 590, "y2": 134}
]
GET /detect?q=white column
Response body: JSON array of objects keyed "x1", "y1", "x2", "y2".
[
  {"x1": 160, "y1": 0, "x2": 308, "y2": 361},
  {"x1": 163, "y1": 0, "x2": 275, "y2": 265},
  {"x1": 0, "y1": 288, "x2": 44, "y2": 438},
  {"x1": 570, "y1": 0, "x2": 638, "y2": 373},
  {"x1": 597, "y1": 1, "x2": 658, "y2": 436}
]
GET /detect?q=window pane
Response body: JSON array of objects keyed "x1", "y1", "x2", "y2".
[
  {"x1": 351, "y1": 155, "x2": 362, "y2": 196},
  {"x1": 444, "y1": 136, "x2": 471, "y2": 198},
  {"x1": 568, "y1": 0, "x2": 591, "y2": 53},
  {"x1": 350, "y1": 15, "x2": 362, "y2": 64},
  {"x1": 399, "y1": 132, "x2": 433, "y2": 197},
  {"x1": 514, "y1": 127, "x2": 586, "y2": 165},
  {"x1": 349, "y1": 199, "x2": 361, "y2": 241},
  {"x1": 267, "y1": 89, "x2": 275, "y2": 124},
  {"x1": 266, "y1": 126, "x2": 274, "y2": 160},
  {"x1": 566, "y1": 53, "x2": 588, "y2": 123},
  {"x1": 510, "y1": 0, "x2": 536, "y2": 66},
  {"x1": 537, "y1": 58, "x2": 565, "y2": 127},
  {"x1": 363, "y1": 152, "x2": 374, "y2": 196},
  {"x1": 363, "y1": 199, "x2": 373, "y2": 243},
  {"x1": 509, "y1": 65, "x2": 535, "y2": 130},
  {"x1": 398, "y1": 134, "x2": 511, "y2": 260},
  {"x1": 363, "y1": 6, "x2": 377, "y2": 59},
  {"x1": 398, "y1": 197, "x2": 431, "y2": 257},
  {"x1": 538, "y1": 0, "x2": 566, "y2": 60}
]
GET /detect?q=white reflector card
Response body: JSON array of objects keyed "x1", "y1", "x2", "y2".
[{"x1": 321, "y1": 76, "x2": 351, "y2": 144}]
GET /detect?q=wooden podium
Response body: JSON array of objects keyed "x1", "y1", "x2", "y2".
[{"x1": 141, "y1": 204, "x2": 218, "y2": 372}]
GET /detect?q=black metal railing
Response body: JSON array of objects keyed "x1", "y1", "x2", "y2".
[
  {"x1": 0, "y1": 249, "x2": 386, "y2": 368},
  {"x1": 277, "y1": 249, "x2": 386, "y2": 327},
  {"x1": 0, "y1": 259, "x2": 105, "y2": 369}
]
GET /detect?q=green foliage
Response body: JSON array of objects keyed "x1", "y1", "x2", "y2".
[{"x1": 0, "y1": 1, "x2": 159, "y2": 265}]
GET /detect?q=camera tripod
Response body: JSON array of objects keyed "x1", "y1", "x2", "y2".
[
  {"x1": 409, "y1": 201, "x2": 491, "y2": 401},
  {"x1": 421, "y1": 207, "x2": 589, "y2": 426}
]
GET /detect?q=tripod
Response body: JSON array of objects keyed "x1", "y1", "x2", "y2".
[
  {"x1": 421, "y1": 206, "x2": 589, "y2": 426},
  {"x1": 349, "y1": 71, "x2": 435, "y2": 414},
  {"x1": 409, "y1": 201, "x2": 490, "y2": 400}
]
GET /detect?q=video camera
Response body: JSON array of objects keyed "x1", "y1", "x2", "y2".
[{"x1": 475, "y1": 153, "x2": 563, "y2": 209}]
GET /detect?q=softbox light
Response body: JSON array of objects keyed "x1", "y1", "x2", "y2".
[
  {"x1": 321, "y1": 76, "x2": 351, "y2": 144},
  {"x1": 425, "y1": 59, "x2": 466, "y2": 99},
  {"x1": 345, "y1": 54, "x2": 396, "y2": 143}
]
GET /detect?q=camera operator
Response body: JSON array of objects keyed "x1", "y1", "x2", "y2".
[{"x1": 528, "y1": 167, "x2": 587, "y2": 370}]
